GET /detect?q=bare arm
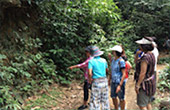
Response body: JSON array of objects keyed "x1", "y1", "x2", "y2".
[
  {"x1": 106, "y1": 68, "x2": 109, "y2": 75},
  {"x1": 127, "y1": 61, "x2": 132, "y2": 68},
  {"x1": 68, "y1": 65, "x2": 78, "y2": 70},
  {"x1": 107, "y1": 68, "x2": 111, "y2": 86},
  {"x1": 120, "y1": 68, "x2": 126, "y2": 86},
  {"x1": 116, "y1": 68, "x2": 126, "y2": 93},
  {"x1": 136, "y1": 60, "x2": 147, "y2": 87},
  {"x1": 108, "y1": 53, "x2": 112, "y2": 63},
  {"x1": 68, "y1": 58, "x2": 89, "y2": 70},
  {"x1": 135, "y1": 60, "x2": 147, "y2": 94},
  {"x1": 88, "y1": 68, "x2": 93, "y2": 84}
]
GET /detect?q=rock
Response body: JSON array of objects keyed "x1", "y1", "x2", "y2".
[{"x1": 71, "y1": 95, "x2": 77, "y2": 98}]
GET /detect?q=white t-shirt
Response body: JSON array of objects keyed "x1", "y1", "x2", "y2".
[{"x1": 152, "y1": 47, "x2": 159, "y2": 71}]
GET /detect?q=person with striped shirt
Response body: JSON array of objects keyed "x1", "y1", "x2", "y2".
[{"x1": 135, "y1": 38, "x2": 156, "y2": 110}]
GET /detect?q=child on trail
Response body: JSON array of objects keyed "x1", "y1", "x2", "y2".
[
  {"x1": 108, "y1": 45, "x2": 126, "y2": 110},
  {"x1": 68, "y1": 46, "x2": 93, "y2": 110},
  {"x1": 88, "y1": 46, "x2": 110, "y2": 110}
]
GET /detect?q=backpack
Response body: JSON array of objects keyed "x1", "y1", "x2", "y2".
[
  {"x1": 119, "y1": 57, "x2": 131, "y2": 79},
  {"x1": 118, "y1": 58, "x2": 129, "y2": 78}
]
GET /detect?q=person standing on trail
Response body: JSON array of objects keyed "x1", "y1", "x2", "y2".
[
  {"x1": 120, "y1": 45, "x2": 132, "y2": 83},
  {"x1": 88, "y1": 46, "x2": 110, "y2": 110},
  {"x1": 134, "y1": 38, "x2": 156, "y2": 110},
  {"x1": 68, "y1": 46, "x2": 93, "y2": 110},
  {"x1": 108, "y1": 45, "x2": 132, "y2": 83},
  {"x1": 144, "y1": 37, "x2": 159, "y2": 102},
  {"x1": 163, "y1": 36, "x2": 170, "y2": 54},
  {"x1": 108, "y1": 45, "x2": 126, "y2": 110},
  {"x1": 144, "y1": 37, "x2": 159, "y2": 81}
]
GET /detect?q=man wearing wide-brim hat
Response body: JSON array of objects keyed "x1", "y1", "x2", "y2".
[{"x1": 88, "y1": 46, "x2": 110, "y2": 110}]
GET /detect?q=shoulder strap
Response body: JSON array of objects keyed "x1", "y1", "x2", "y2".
[{"x1": 118, "y1": 58, "x2": 123, "y2": 71}]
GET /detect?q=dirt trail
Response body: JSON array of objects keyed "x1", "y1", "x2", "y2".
[
  {"x1": 55, "y1": 52, "x2": 168, "y2": 109},
  {"x1": 55, "y1": 64, "x2": 167, "y2": 110},
  {"x1": 24, "y1": 53, "x2": 168, "y2": 109}
]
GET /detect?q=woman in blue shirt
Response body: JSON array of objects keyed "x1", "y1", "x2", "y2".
[
  {"x1": 108, "y1": 45, "x2": 126, "y2": 110},
  {"x1": 88, "y1": 46, "x2": 110, "y2": 110}
]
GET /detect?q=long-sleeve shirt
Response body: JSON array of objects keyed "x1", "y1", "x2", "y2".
[{"x1": 77, "y1": 57, "x2": 92, "y2": 80}]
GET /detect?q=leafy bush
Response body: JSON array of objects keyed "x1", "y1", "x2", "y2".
[
  {"x1": 158, "y1": 64, "x2": 170, "y2": 92},
  {"x1": 0, "y1": 1, "x2": 56, "y2": 108},
  {"x1": 158, "y1": 57, "x2": 170, "y2": 64},
  {"x1": 2, "y1": 0, "x2": 167, "y2": 109},
  {"x1": 0, "y1": 52, "x2": 56, "y2": 108},
  {"x1": 114, "y1": 0, "x2": 170, "y2": 48},
  {"x1": 38, "y1": 0, "x2": 124, "y2": 83}
]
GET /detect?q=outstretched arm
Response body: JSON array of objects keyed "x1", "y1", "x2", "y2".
[
  {"x1": 68, "y1": 65, "x2": 79, "y2": 70},
  {"x1": 68, "y1": 58, "x2": 90, "y2": 70}
]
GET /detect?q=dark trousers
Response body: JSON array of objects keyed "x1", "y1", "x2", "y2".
[{"x1": 84, "y1": 80, "x2": 91, "y2": 101}]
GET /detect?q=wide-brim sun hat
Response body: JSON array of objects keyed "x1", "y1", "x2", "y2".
[
  {"x1": 85, "y1": 46, "x2": 93, "y2": 54},
  {"x1": 135, "y1": 38, "x2": 152, "y2": 44},
  {"x1": 108, "y1": 45, "x2": 123, "y2": 53},
  {"x1": 91, "y1": 46, "x2": 104, "y2": 57}
]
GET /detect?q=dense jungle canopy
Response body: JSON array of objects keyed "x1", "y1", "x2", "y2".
[{"x1": 0, "y1": 0, "x2": 169, "y2": 109}]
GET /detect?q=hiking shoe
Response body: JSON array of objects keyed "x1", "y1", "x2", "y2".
[{"x1": 78, "y1": 105, "x2": 88, "y2": 110}]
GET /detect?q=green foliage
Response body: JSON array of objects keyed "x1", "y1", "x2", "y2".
[
  {"x1": 158, "y1": 64, "x2": 170, "y2": 92},
  {"x1": 114, "y1": 0, "x2": 170, "y2": 47},
  {"x1": 158, "y1": 57, "x2": 170, "y2": 64},
  {"x1": 90, "y1": 20, "x2": 137, "y2": 67},
  {"x1": 23, "y1": 87, "x2": 61, "y2": 110},
  {"x1": 0, "y1": 52, "x2": 56, "y2": 109},
  {"x1": 0, "y1": 10, "x2": 56, "y2": 109},
  {"x1": 38, "y1": 0, "x2": 123, "y2": 83},
  {"x1": 1, "y1": 0, "x2": 169, "y2": 109},
  {"x1": 0, "y1": 86, "x2": 22, "y2": 110},
  {"x1": 0, "y1": 0, "x2": 126, "y2": 108}
]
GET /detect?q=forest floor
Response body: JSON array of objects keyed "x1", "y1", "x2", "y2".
[{"x1": 23, "y1": 53, "x2": 169, "y2": 110}]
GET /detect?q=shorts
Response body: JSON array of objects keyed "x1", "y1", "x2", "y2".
[
  {"x1": 89, "y1": 78, "x2": 110, "y2": 110},
  {"x1": 111, "y1": 82, "x2": 125, "y2": 100},
  {"x1": 137, "y1": 89, "x2": 152, "y2": 107}
]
